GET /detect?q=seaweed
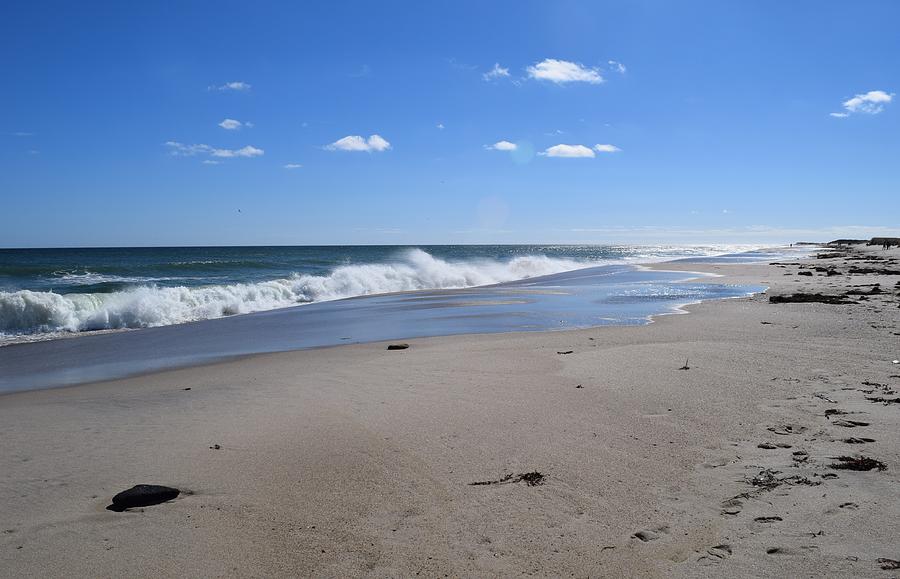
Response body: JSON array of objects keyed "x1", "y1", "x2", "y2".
[{"x1": 470, "y1": 471, "x2": 545, "y2": 487}]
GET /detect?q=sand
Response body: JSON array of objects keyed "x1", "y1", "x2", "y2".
[{"x1": 1, "y1": 246, "x2": 899, "y2": 577}]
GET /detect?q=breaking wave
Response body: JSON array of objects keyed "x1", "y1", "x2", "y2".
[{"x1": 0, "y1": 249, "x2": 586, "y2": 337}]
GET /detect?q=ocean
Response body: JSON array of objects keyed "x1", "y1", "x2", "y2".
[
  {"x1": 0, "y1": 244, "x2": 794, "y2": 391},
  {"x1": 0, "y1": 244, "x2": 775, "y2": 343}
]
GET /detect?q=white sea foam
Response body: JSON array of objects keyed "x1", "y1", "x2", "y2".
[{"x1": 0, "y1": 249, "x2": 586, "y2": 337}]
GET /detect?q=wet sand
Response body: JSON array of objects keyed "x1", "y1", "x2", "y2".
[{"x1": 1, "y1": 246, "x2": 899, "y2": 577}]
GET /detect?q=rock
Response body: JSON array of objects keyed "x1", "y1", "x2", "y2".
[
  {"x1": 108, "y1": 484, "x2": 180, "y2": 511},
  {"x1": 386, "y1": 343, "x2": 409, "y2": 350}
]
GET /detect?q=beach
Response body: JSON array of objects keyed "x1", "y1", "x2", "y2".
[{"x1": 1, "y1": 246, "x2": 899, "y2": 577}]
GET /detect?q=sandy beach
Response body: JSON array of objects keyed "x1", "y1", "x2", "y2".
[{"x1": 1, "y1": 246, "x2": 899, "y2": 578}]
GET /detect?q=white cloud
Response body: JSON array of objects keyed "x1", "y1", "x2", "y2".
[
  {"x1": 12, "y1": 131, "x2": 33, "y2": 137},
  {"x1": 436, "y1": 123, "x2": 445, "y2": 130},
  {"x1": 526, "y1": 59, "x2": 603, "y2": 84},
  {"x1": 485, "y1": 140, "x2": 517, "y2": 151},
  {"x1": 218, "y1": 118, "x2": 249, "y2": 130},
  {"x1": 210, "y1": 81, "x2": 251, "y2": 92},
  {"x1": 165, "y1": 141, "x2": 213, "y2": 156},
  {"x1": 165, "y1": 141, "x2": 263, "y2": 159},
  {"x1": 325, "y1": 134, "x2": 391, "y2": 152},
  {"x1": 541, "y1": 144, "x2": 596, "y2": 158},
  {"x1": 593, "y1": 144, "x2": 621, "y2": 153},
  {"x1": 829, "y1": 112, "x2": 849, "y2": 118},
  {"x1": 283, "y1": 163, "x2": 302, "y2": 169},
  {"x1": 840, "y1": 90, "x2": 893, "y2": 115},
  {"x1": 608, "y1": 60, "x2": 626, "y2": 74},
  {"x1": 202, "y1": 160, "x2": 221, "y2": 165},
  {"x1": 211, "y1": 145, "x2": 264, "y2": 158},
  {"x1": 483, "y1": 63, "x2": 510, "y2": 81}
]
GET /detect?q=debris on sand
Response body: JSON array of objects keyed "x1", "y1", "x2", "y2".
[
  {"x1": 469, "y1": 471, "x2": 545, "y2": 487},
  {"x1": 679, "y1": 358, "x2": 690, "y2": 370},
  {"x1": 829, "y1": 456, "x2": 887, "y2": 471},
  {"x1": 848, "y1": 267, "x2": 900, "y2": 275},
  {"x1": 556, "y1": 350, "x2": 573, "y2": 355},
  {"x1": 386, "y1": 343, "x2": 409, "y2": 350},
  {"x1": 748, "y1": 469, "x2": 782, "y2": 490},
  {"x1": 768, "y1": 293, "x2": 855, "y2": 305},
  {"x1": 843, "y1": 437, "x2": 876, "y2": 444},
  {"x1": 831, "y1": 419, "x2": 870, "y2": 428},
  {"x1": 107, "y1": 484, "x2": 180, "y2": 512},
  {"x1": 867, "y1": 396, "x2": 900, "y2": 405},
  {"x1": 879, "y1": 558, "x2": 900, "y2": 570}
]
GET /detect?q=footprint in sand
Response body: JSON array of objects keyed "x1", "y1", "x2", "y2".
[
  {"x1": 632, "y1": 526, "x2": 670, "y2": 542},
  {"x1": 720, "y1": 498, "x2": 743, "y2": 516},
  {"x1": 767, "y1": 424, "x2": 807, "y2": 436},
  {"x1": 706, "y1": 544, "x2": 732, "y2": 559}
]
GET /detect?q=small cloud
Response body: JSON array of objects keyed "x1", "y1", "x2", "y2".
[
  {"x1": 485, "y1": 140, "x2": 517, "y2": 151},
  {"x1": 218, "y1": 118, "x2": 248, "y2": 130},
  {"x1": 202, "y1": 159, "x2": 221, "y2": 165},
  {"x1": 829, "y1": 112, "x2": 849, "y2": 118},
  {"x1": 541, "y1": 144, "x2": 596, "y2": 158},
  {"x1": 436, "y1": 123, "x2": 445, "y2": 130},
  {"x1": 608, "y1": 60, "x2": 626, "y2": 74},
  {"x1": 165, "y1": 141, "x2": 263, "y2": 159},
  {"x1": 209, "y1": 81, "x2": 251, "y2": 92},
  {"x1": 483, "y1": 63, "x2": 510, "y2": 81},
  {"x1": 325, "y1": 134, "x2": 391, "y2": 152},
  {"x1": 526, "y1": 59, "x2": 603, "y2": 84},
  {"x1": 840, "y1": 90, "x2": 893, "y2": 115},
  {"x1": 165, "y1": 141, "x2": 213, "y2": 156},
  {"x1": 283, "y1": 163, "x2": 302, "y2": 169},
  {"x1": 211, "y1": 145, "x2": 264, "y2": 158},
  {"x1": 27, "y1": 149, "x2": 40, "y2": 155},
  {"x1": 722, "y1": 209, "x2": 730, "y2": 214},
  {"x1": 11, "y1": 131, "x2": 33, "y2": 137},
  {"x1": 593, "y1": 144, "x2": 621, "y2": 153}
]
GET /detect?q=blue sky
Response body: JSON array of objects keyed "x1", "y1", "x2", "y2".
[{"x1": 1, "y1": 0, "x2": 898, "y2": 247}]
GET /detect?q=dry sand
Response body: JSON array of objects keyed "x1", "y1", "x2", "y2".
[{"x1": 1, "y1": 246, "x2": 899, "y2": 578}]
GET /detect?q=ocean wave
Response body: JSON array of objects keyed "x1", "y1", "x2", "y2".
[{"x1": 0, "y1": 249, "x2": 586, "y2": 337}]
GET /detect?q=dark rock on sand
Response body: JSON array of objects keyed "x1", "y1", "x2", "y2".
[
  {"x1": 107, "y1": 484, "x2": 180, "y2": 511},
  {"x1": 386, "y1": 343, "x2": 409, "y2": 350}
]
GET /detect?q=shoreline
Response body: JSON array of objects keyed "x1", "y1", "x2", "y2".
[
  {"x1": 0, "y1": 253, "x2": 776, "y2": 395},
  {"x1": 1, "y1": 244, "x2": 898, "y2": 576},
  {"x1": 0, "y1": 245, "x2": 788, "y2": 349}
]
